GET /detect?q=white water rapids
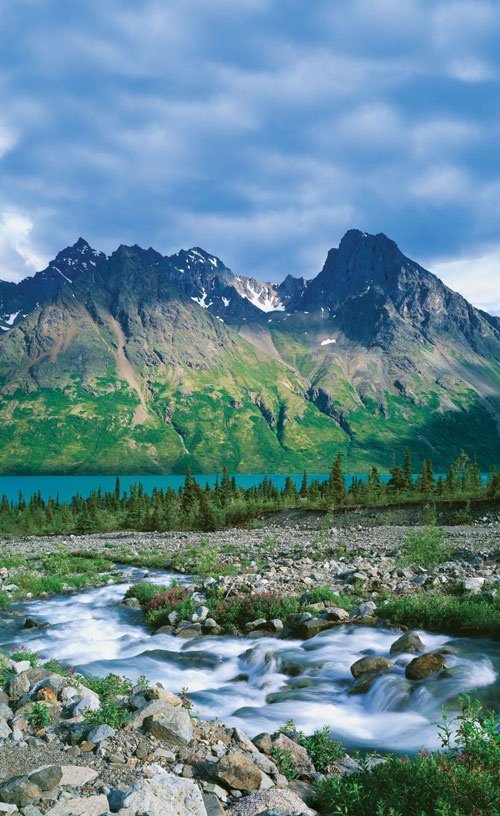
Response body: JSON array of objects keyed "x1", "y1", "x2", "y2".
[{"x1": 0, "y1": 570, "x2": 497, "y2": 754}]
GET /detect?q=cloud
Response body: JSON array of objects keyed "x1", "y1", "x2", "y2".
[
  {"x1": 0, "y1": 210, "x2": 48, "y2": 282},
  {"x1": 0, "y1": 0, "x2": 499, "y2": 311},
  {"x1": 429, "y1": 245, "x2": 500, "y2": 315}
]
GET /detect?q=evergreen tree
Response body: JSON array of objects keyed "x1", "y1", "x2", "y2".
[
  {"x1": 299, "y1": 471, "x2": 308, "y2": 498},
  {"x1": 329, "y1": 454, "x2": 346, "y2": 503},
  {"x1": 403, "y1": 447, "x2": 413, "y2": 490}
]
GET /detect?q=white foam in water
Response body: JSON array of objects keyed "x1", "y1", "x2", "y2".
[{"x1": 2, "y1": 577, "x2": 498, "y2": 753}]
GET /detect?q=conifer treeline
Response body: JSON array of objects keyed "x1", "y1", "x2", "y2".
[{"x1": 0, "y1": 449, "x2": 497, "y2": 536}]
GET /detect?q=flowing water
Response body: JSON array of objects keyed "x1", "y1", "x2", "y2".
[{"x1": 0, "y1": 571, "x2": 498, "y2": 754}]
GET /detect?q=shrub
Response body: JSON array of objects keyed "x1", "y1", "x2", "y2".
[
  {"x1": 298, "y1": 726, "x2": 344, "y2": 773},
  {"x1": 303, "y1": 586, "x2": 352, "y2": 611},
  {"x1": 144, "y1": 586, "x2": 197, "y2": 628},
  {"x1": 212, "y1": 592, "x2": 301, "y2": 631},
  {"x1": 400, "y1": 527, "x2": 453, "y2": 569},
  {"x1": 26, "y1": 702, "x2": 51, "y2": 729},
  {"x1": 10, "y1": 646, "x2": 40, "y2": 667},
  {"x1": 382, "y1": 593, "x2": 500, "y2": 637},
  {"x1": 84, "y1": 701, "x2": 130, "y2": 729},
  {"x1": 124, "y1": 582, "x2": 167, "y2": 605},
  {"x1": 313, "y1": 699, "x2": 500, "y2": 816},
  {"x1": 271, "y1": 747, "x2": 298, "y2": 781},
  {"x1": 82, "y1": 672, "x2": 133, "y2": 703}
]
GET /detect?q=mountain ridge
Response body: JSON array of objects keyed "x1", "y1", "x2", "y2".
[{"x1": 0, "y1": 229, "x2": 498, "y2": 474}]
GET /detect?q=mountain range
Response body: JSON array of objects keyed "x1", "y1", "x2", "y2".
[{"x1": 0, "y1": 229, "x2": 498, "y2": 474}]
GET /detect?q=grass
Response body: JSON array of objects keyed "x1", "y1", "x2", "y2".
[
  {"x1": 381, "y1": 593, "x2": 500, "y2": 638},
  {"x1": 0, "y1": 551, "x2": 121, "y2": 600},
  {"x1": 399, "y1": 527, "x2": 454, "y2": 569}
]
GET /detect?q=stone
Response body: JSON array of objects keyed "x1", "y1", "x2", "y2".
[
  {"x1": 268, "y1": 619, "x2": 283, "y2": 633},
  {"x1": 271, "y1": 734, "x2": 315, "y2": 779},
  {"x1": 21, "y1": 807, "x2": 42, "y2": 816},
  {"x1": 58, "y1": 766, "x2": 98, "y2": 787},
  {"x1": 118, "y1": 766, "x2": 207, "y2": 816},
  {"x1": 46, "y1": 795, "x2": 109, "y2": 816},
  {"x1": 323, "y1": 607, "x2": 350, "y2": 621},
  {"x1": 71, "y1": 689, "x2": 100, "y2": 716},
  {"x1": 232, "y1": 727, "x2": 257, "y2": 753},
  {"x1": 389, "y1": 632, "x2": 424, "y2": 656},
  {"x1": 144, "y1": 705, "x2": 194, "y2": 748},
  {"x1": 145, "y1": 687, "x2": 182, "y2": 706},
  {"x1": 123, "y1": 598, "x2": 141, "y2": 609},
  {"x1": 202, "y1": 792, "x2": 224, "y2": 816},
  {"x1": 12, "y1": 662, "x2": 31, "y2": 676},
  {"x1": 348, "y1": 671, "x2": 386, "y2": 695},
  {"x1": 0, "y1": 720, "x2": 11, "y2": 740},
  {"x1": 28, "y1": 767, "x2": 62, "y2": 792},
  {"x1": 294, "y1": 618, "x2": 329, "y2": 638},
  {"x1": 0, "y1": 704, "x2": 13, "y2": 720},
  {"x1": 252, "y1": 734, "x2": 272, "y2": 754},
  {"x1": 127, "y1": 699, "x2": 180, "y2": 730},
  {"x1": 175, "y1": 624, "x2": 202, "y2": 639},
  {"x1": 0, "y1": 805, "x2": 17, "y2": 815},
  {"x1": 87, "y1": 724, "x2": 116, "y2": 744},
  {"x1": 0, "y1": 778, "x2": 41, "y2": 809},
  {"x1": 192, "y1": 606, "x2": 209, "y2": 623},
  {"x1": 286, "y1": 613, "x2": 312, "y2": 630},
  {"x1": 245, "y1": 619, "x2": 267, "y2": 632},
  {"x1": 350, "y1": 656, "x2": 392, "y2": 678},
  {"x1": 229, "y1": 788, "x2": 314, "y2": 816},
  {"x1": 463, "y1": 577, "x2": 485, "y2": 593},
  {"x1": 23, "y1": 618, "x2": 41, "y2": 629},
  {"x1": 405, "y1": 652, "x2": 446, "y2": 680},
  {"x1": 7, "y1": 674, "x2": 30, "y2": 699},
  {"x1": 351, "y1": 600, "x2": 377, "y2": 617},
  {"x1": 215, "y1": 750, "x2": 263, "y2": 792}
]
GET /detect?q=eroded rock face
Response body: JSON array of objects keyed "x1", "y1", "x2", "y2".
[
  {"x1": 405, "y1": 652, "x2": 446, "y2": 680},
  {"x1": 350, "y1": 656, "x2": 392, "y2": 678},
  {"x1": 214, "y1": 750, "x2": 263, "y2": 792},
  {"x1": 144, "y1": 705, "x2": 194, "y2": 748},
  {"x1": 118, "y1": 766, "x2": 207, "y2": 816}
]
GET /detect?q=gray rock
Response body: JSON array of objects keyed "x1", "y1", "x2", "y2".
[
  {"x1": 245, "y1": 619, "x2": 267, "y2": 632},
  {"x1": 119, "y1": 766, "x2": 207, "y2": 816},
  {"x1": 28, "y1": 767, "x2": 62, "y2": 792},
  {"x1": 7, "y1": 674, "x2": 30, "y2": 700},
  {"x1": 323, "y1": 607, "x2": 350, "y2": 621},
  {"x1": 0, "y1": 720, "x2": 11, "y2": 741},
  {"x1": 86, "y1": 724, "x2": 116, "y2": 744},
  {"x1": 215, "y1": 750, "x2": 263, "y2": 792},
  {"x1": 405, "y1": 651, "x2": 446, "y2": 680},
  {"x1": 351, "y1": 601, "x2": 377, "y2": 617},
  {"x1": 46, "y1": 795, "x2": 109, "y2": 816},
  {"x1": 229, "y1": 788, "x2": 314, "y2": 816},
  {"x1": 202, "y1": 792, "x2": 224, "y2": 816},
  {"x1": 463, "y1": 577, "x2": 484, "y2": 593},
  {"x1": 271, "y1": 733, "x2": 315, "y2": 779},
  {"x1": 0, "y1": 778, "x2": 41, "y2": 808},
  {"x1": 144, "y1": 705, "x2": 193, "y2": 748}
]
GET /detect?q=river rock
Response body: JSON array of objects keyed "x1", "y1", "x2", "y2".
[
  {"x1": 350, "y1": 656, "x2": 392, "y2": 678},
  {"x1": 271, "y1": 733, "x2": 315, "y2": 778},
  {"x1": 405, "y1": 651, "x2": 446, "y2": 680},
  {"x1": 389, "y1": 632, "x2": 424, "y2": 655},
  {"x1": 295, "y1": 618, "x2": 329, "y2": 638},
  {"x1": 59, "y1": 766, "x2": 98, "y2": 787},
  {"x1": 0, "y1": 719, "x2": 11, "y2": 740},
  {"x1": 351, "y1": 601, "x2": 377, "y2": 617},
  {"x1": 348, "y1": 671, "x2": 387, "y2": 695},
  {"x1": 0, "y1": 777, "x2": 41, "y2": 808},
  {"x1": 128, "y1": 699, "x2": 180, "y2": 730},
  {"x1": 144, "y1": 705, "x2": 193, "y2": 747},
  {"x1": 214, "y1": 750, "x2": 263, "y2": 792},
  {"x1": 229, "y1": 787, "x2": 314, "y2": 816},
  {"x1": 118, "y1": 766, "x2": 207, "y2": 816},
  {"x1": 145, "y1": 686, "x2": 182, "y2": 706},
  {"x1": 245, "y1": 619, "x2": 267, "y2": 632},
  {"x1": 28, "y1": 766, "x2": 62, "y2": 791}
]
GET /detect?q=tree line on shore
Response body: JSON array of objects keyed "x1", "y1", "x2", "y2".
[{"x1": 0, "y1": 449, "x2": 497, "y2": 536}]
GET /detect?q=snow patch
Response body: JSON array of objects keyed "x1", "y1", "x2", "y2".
[
  {"x1": 320, "y1": 338, "x2": 337, "y2": 346},
  {"x1": 190, "y1": 288, "x2": 213, "y2": 309},
  {"x1": 222, "y1": 297, "x2": 230, "y2": 307},
  {"x1": 5, "y1": 310, "x2": 20, "y2": 326}
]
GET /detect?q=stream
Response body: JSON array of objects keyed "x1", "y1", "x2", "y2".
[{"x1": 0, "y1": 570, "x2": 498, "y2": 754}]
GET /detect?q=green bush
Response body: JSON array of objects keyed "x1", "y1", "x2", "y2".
[
  {"x1": 382, "y1": 593, "x2": 500, "y2": 637},
  {"x1": 298, "y1": 726, "x2": 344, "y2": 773},
  {"x1": 82, "y1": 672, "x2": 133, "y2": 703},
  {"x1": 26, "y1": 702, "x2": 51, "y2": 729},
  {"x1": 124, "y1": 582, "x2": 167, "y2": 605},
  {"x1": 314, "y1": 699, "x2": 499, "y2": 816},
  {"x1": 400, "y1": 527, "x2": 454, "y2": 569},
  {"x1": 212, "y1": 592, "x2": 301, "y2": 631},
  {"x1": 270, "y1": 747, "x2": 298, "y2": 781},
  {"x1": 303, "y1": 586, "x2": 352, "y2": 611},
  {"x1": 84, "y1": 701, "x2": 130, "y2": 729}
]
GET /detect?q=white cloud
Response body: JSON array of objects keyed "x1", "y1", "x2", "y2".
[
  {"x1": 0, "y1": 211, "x2": 48, "y2": 281},
  {"x1": 409, "y1": 165, "x2": 471, "y2": 204},
  {"x1": 429, "y1": 246, "x2": 500, "y2": 314},
  {"x1": 0, "y1": 122, "x2": 17, "y2": 158}
]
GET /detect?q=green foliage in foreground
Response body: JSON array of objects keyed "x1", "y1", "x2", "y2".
[
  {"x1": 382, "y1": 593, "x2": 500, "y2": 638},
  {"x1": 26, "y1": 702, "x2": 51, "y2": 729},
  {"x1": 83, "y1": 701, "x2": 131, "y2": 729},
  {"x1": 314, "y1": 699, "x2": 500, "y2": 816}
]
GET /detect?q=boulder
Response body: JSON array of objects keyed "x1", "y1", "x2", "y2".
[
  {"x1": 28, "y1": 766, "x2": 62, "y2": 791},
  {"x1": 389, "y1": 632, "x2": 424, "y2": 656},
  {"x1": 118, "y1": 766, "x2": 207, "y2": 816},
  {"x1": 348, "y1": 671, "x2": 387, "y2": 695},
  {"x1": 229, "y1": 787, "x2": 314, "y2": 816},
  {"x1": 271, "y1": 733, "x2": 315, "y2": 778},
  {"x1": 0, "y1": 778, "x2": 41, "y2": 808},
  {"x1": 214, "y1": 750, "x2": 263, "y2": 792},
  {"x1": 7, "y1": 674, "x2": 30, "y2": 699},
  {"x1": 405, "y1": 652, "x2": 446, "y2": 681},
  {"x1": 351, "y1": 601, "x2": 377, "y2": 617},
  {"x1": 350, "y1": 656, "x2": 392, "y2": 678},
  {"x1": 295, "y1": 618, "x2": 329, "y2": 638},
  {"x1": 59, "y1": 766, "x2": 98, "y2": 787},
  {"x1": 463, "y1": 577, "x2": 485, "y2": 593},
  {"x1": 144, "y1": 706, "x2": 193, "y2": 748},
  {"x1": 245, "y1": 619, "x2": 267, "y2": 632},
  {"x1": 128, "y1": 699, "x2": 180, "y2": 730},
  {"x1": 0, "y1": 719, "x2": 11, "y2": 740},
  {"x1": 145, "y1": 687, "x2": 182, "y2": 706}
]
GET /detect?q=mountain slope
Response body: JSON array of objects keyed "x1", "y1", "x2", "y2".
[{"x1": 0, "y1": 230, "x2": 498, "y2": 473}]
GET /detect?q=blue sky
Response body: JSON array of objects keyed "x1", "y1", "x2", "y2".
[{"x1": 0, "y1": 0, "x2": 499, "y2": 313}]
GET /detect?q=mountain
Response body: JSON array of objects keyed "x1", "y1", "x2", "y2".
[{"x1": 0, "y1": 230, "x2": 498, "y2": 474}]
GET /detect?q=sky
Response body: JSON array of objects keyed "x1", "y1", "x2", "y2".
[{"x1": 0, "y1": 0, "x2": 499, "y2": 314}]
